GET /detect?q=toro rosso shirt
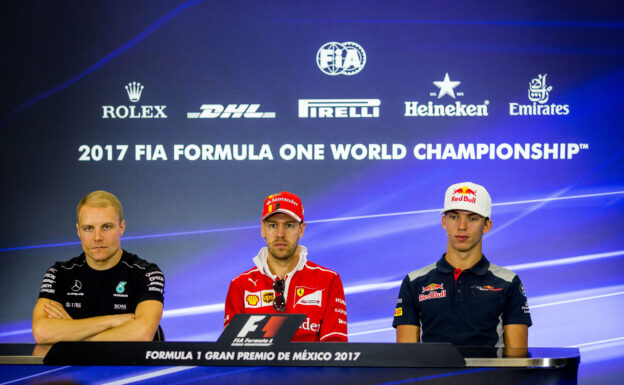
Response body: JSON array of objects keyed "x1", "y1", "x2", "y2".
[
  {"x1": 224, "y1": 246, "x2": 348, "y2": 342},
  {"x1": 393, "y1": 255, "x2": 531, "y2": 347},
  {"x1": 38, "y1": 251, "x2": 164, "y2": 318}
]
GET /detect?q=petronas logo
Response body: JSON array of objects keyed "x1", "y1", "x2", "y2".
[{"x1": 116, "y1": 281, "x2": 127, "y2": 294}]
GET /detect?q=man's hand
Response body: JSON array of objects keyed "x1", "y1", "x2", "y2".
[{"x1": 44, "y1": 301, "x2": 73, "y2": 320}]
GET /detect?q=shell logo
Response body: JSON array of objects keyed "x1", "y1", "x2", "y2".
[{"x1": 246, "y1": 294, "x2": 259, "y2": 306}]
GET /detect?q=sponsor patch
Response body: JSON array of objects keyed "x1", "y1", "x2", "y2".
[
  {"x1": 419, "y1": 283, "x2": 446, "y2": 302},
  {"x1": 473, "y1": 285, "x2": 503, "y2": 292},
  {"x1": 263, "y1": 292, "x2": 275, "y2": 304},
  {"x1": 395, "y1": 307, "x2": 403, "y2": 317},
  {"x1": 245, "y1": 294, "x2": 260, "y2": 307},
  {"x1": 295, "y1": 287, "x2": 323, "y2": 307},
  {"x1": 244, "y1": 290, "x2": 275, "y2": 308}
]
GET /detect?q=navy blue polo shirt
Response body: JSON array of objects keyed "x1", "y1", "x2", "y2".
[{"x1": 393, "y1": 255, "x2": 532, "y2": 347}]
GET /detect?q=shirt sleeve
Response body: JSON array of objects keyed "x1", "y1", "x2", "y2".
[
  {"x1": 319, "y1": 273, "x2": 348, "y2": 342},
  {"x1": 224, "y1": 279, "x2": 243, "y2": 327},
  {"x1": 392, "y1": 275, "x2": 420, "y2": 328},
  {"x1": 38, "y1": 264, "x2": 63, "y2": 302},
  {"x1": 136, "y1": 264, "x2": 165, "y2": 305},
  {"x1": 502, "y1": 275, "x2": 532, "y2": 326}
]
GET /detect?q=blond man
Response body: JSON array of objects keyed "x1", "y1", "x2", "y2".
[{"x1": 32, "y1": 191, "x2": 164, "y2": 343}]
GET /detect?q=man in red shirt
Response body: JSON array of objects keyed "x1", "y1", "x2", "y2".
[{"x1": 224, "y1": 191, "x2": 347, "y2": 342}]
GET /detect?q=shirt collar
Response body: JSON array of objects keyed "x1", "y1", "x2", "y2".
[
  {"x1": 437, "y1": 253, "x2": 490, "y2": 276},
  {"x1": 253, "y1": 245, "x2": 308, "y2": 279}
]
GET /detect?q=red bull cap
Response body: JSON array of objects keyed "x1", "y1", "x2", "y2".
[
  {"x1": 262, "y1": 191, "x2": 304, "y2": 222},
  {"x1": 441, "y1": 182, "x2": 491, "y2": 218}
]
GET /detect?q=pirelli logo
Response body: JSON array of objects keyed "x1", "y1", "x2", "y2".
[{"x1": 298, "y1": 99, "x2": 380, "y2": 118}]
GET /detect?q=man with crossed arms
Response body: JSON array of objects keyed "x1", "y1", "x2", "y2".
[{"x1": 33, "y1": 190, "x2": 164, "y2": 343}]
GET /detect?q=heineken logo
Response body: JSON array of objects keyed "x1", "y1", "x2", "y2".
[{"x1": 116, "y1": 281, "x2": 127, "y2": 294}]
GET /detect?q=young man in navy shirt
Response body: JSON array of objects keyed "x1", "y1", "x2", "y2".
[{"x1": 393, "y1": 182, "x2": 532, "y2": 347}]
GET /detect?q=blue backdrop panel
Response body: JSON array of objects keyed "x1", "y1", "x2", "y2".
[{"x1": 1, "y1": 1, "x2": 623, "y2": 384}]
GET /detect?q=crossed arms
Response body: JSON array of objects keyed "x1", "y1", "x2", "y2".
[{"x1": 32, "y1": 298, "x2": 162, "y2": 343}]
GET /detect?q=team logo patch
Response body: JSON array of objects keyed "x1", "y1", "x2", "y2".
[
  {"x1": 116, "y1": 281, "x2": 127, "y2": 294},
  {"x1": 474, "y1": 285, "x2": 503, "y2": 292},
  {"x1": 395, "y1": 307, "x2": 403, "y2": 317},
  {"x1": 71, "y1": 280, "x2": 82, "y2": 292},
  {"x1": 419, "y1": 283, "x2": 446, "y2": 302},
  {"x1": 295, "y1": 287, "x2": 322, "y2": 307}
]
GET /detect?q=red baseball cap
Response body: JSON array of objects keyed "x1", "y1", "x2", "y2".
[{"x1": 262, "y1": 191, "x2": 304, "y2": 222}]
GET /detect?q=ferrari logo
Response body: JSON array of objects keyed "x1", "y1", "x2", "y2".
[{"x1": 297, "y1": 288, "x2": 305, "y2": 297}]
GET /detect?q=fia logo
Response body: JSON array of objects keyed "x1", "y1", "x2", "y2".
[
  {"x1": 116, "y1": 281, "x2": 127, "y2": 294},
  {"x1": 317, "y1": 42, "x2": 366, "y2": 76}
]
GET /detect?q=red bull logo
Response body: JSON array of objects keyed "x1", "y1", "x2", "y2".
[
  {"x1": 451, "y1": 186, "x2": 477, "y2": 204},
  {"x1": 453, "y1": 186, "x2": 477, "y2": 196},
  {"x1": 419, "y1": 283, "x2": 446, "y2": 302},
  {"x1": 421, "y1": 283, "x2": 444, "y2": 293}
]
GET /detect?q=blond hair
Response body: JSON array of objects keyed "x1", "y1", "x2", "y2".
[{"x1": 76, "y1": 190, "x2": 123, "y2": 223}]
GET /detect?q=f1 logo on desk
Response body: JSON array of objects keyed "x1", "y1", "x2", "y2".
[
  {"x1": 218, "y1": 313, "x2": 306, "y2": 347},
  {"x1": 238, "y1": 315, "x2": 286, "y2": 338}
]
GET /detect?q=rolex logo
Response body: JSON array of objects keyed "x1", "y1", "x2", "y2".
[
  {"x1": 102, "y1": 82, "x2": 167, "y2": 119},
  {"x1": 125, "y1": 82, "x2": 144, "y2": 102}
]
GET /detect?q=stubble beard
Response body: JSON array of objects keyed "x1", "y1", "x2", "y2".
[{"x1": 268, "y1": 242, "x2": 298, "y2": 262}]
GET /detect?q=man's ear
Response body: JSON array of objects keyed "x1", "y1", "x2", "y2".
[{"x1": 482, "y1": 218, "x2": 492, "y2": 234}]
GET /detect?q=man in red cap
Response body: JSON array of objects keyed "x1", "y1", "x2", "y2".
[{"x1": 224, "y1": 191, "x2": 348, "y2": 342}]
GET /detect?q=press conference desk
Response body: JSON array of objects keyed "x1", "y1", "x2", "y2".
[{"x1": 0, "y1": 343, "x2": 579, "y2": 385}]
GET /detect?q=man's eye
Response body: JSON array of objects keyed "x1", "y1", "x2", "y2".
[
  {"x1": 83, "y1": 227, "x2": 93, "y2": 231},
  {"x1": 286, "y1": 223, "x2": 296, "y2": 229},
  {"x1": 268, "y1": 223, "x2": 277, "y2": 229},
  {"x1": 470, "y1": 217, "x2": 479, "y2": 222},
  {"x1": 103, "y1": 224, "x2": 112, "y2": 229}
]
